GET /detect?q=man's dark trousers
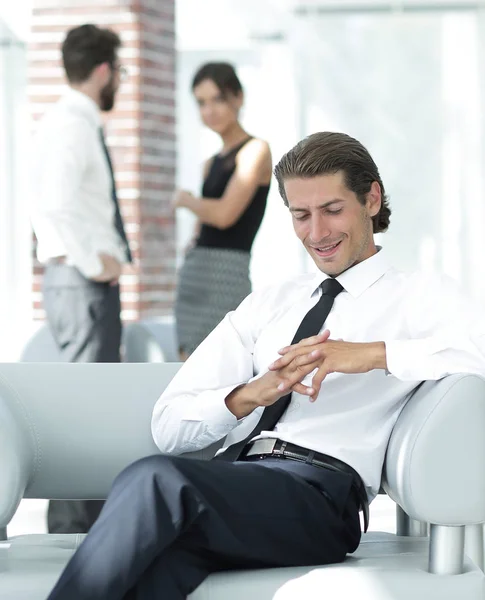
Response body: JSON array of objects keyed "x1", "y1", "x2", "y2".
[
  {"x1": 47, "y1": 454, "x2": 362, "y2": 600},
  {"x1": 42, "y1": 263, "x2": 122, "y2": 534}
]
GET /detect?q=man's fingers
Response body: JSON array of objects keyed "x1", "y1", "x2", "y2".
[
  {"x1": 275, "y1": 358, "x2": 321, "y2": 394},
  {"x1": 311, "y1": 364, "x2": 332, "y2": 399},
  {"x1": 277, "y1": 379, "x2": 315, "y2": 397},
  {"x1": 278, "y1": 330, "x2": 331, "y2": 355},
  {"x1": 269, "y1": 349, "x2": 321, "y2": 371},
  {"x1": 268, "y1": 354, "x2": 293, "y2": 371},
  {"x1": 291, "y1": 382, "x2": 315, "y2": 396}
]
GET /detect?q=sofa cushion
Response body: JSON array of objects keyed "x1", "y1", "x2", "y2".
[{"x1": 1, "y1": 532, "x2": 483, "y2": 600}]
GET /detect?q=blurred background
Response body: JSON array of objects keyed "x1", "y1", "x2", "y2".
[
  {"x1": 2, "y1": 0, "x2": 485, "y2": 532},
  {"x1": 3, "y1": 0, "x2": 485, "y2": 360}
]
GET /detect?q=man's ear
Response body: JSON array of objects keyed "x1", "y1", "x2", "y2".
[
  {"x1": 93, "y1": 62, "x2": 111, "y2": 85},
  {"x1": 367, "y1": 181, "x2": 382, "y2": 218}
]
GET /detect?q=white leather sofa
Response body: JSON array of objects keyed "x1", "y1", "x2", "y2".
[
  {"x1": 122, "y1": 318, "x2": 179, "y2": 363},
  {"x1": 1, "y1": 363, "x2": 485, "y2": 599}
]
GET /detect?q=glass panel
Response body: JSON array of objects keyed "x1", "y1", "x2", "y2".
[{"x1": 296, "y1": 8, "x2": 485, "y2": 299}]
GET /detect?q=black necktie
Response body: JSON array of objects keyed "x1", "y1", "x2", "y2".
[
  {"x1": 215, "y1": 277, "x2": 344, "y2": 462},
  {"x1": 99, "y1": 128, "x2": 133, "y2": 263}
]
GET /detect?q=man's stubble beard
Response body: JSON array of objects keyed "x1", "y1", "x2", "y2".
[{"x1": 100, "y1": 81, "x2": 116, "y2": 112}]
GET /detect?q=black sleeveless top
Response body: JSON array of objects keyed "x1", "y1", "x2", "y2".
[{"x1": 196, "y1": 137, "x2": 270, "y2": 253}]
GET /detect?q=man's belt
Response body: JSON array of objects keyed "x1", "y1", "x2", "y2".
[{"x1": 242, "y1": 438, "x2": 369, "y2": 532}]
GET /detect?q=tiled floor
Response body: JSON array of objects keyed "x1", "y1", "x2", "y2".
[{"x1": 7, "y1": 494, "x2": 397, "y2": 537}]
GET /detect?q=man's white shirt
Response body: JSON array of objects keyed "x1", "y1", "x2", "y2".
[
  {"x1": 152, "y1": 249, "x2": 485, "y2": 501},
  {"x1": 30, "y1": 88, "x2": 126, "y2": 278}
]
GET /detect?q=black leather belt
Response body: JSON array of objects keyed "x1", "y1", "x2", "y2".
[{"x1": 241, "y1": 439, "x2": 369, "y2": 532}]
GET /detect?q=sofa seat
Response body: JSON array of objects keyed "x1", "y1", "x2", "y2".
[{"x1": 1, "y1": 532, "x2": 483, "y2": 600}]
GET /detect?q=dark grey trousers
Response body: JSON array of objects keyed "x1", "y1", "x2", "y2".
[
  {"x1": 42, "y1": 264, "x2": 122, "y2": 534},
  {"x1": 47, "y1": 455, "x2": 361, "y2": 600}
]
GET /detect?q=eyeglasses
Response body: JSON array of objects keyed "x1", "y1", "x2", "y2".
[{"x1": 111, "y1": 64, "x2": 128, "y2": 81}]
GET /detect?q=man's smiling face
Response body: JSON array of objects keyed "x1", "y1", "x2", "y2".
[{"x1": 285, "y1": 171, "x2": 381, "y2": 276}]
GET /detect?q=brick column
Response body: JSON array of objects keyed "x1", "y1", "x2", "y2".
[{"x1": 28, "y1": 0, "x2": 176, "y2": 321}]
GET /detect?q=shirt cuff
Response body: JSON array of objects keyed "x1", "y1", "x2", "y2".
[
  {"x1": 385, "y1": 338, "x2": 445, "y2": 381},
  {"x1": 181, "y1": 384, "x2": 242, "y2": 429}
]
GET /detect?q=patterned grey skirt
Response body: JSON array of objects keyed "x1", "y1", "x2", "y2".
[{"x1": 174, "y1": 246, "x2": 251, "y2": 356}]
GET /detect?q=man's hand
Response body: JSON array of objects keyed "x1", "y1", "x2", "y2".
[
  {"x1": 225, "y1": 331, "x2": 332, "y2": 419},
  {"x1": 92, "y1": 253, "x2": 122, "y2": 284},
  {"x1": 268, "y1": 331, "x2": 387, "y2": 401}
]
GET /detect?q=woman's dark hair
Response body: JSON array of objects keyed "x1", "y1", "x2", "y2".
[
  {"x1": 274, "y1": 132, "x2": 391, "y2": 234},
  {"x1": 191, "y1": 62, "x2": 243, "y2": 98},
  {"x1": 62, "y1": 24, "x2": 121, "y2": 83}
]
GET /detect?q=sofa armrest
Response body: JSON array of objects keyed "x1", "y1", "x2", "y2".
[
  {"x1": 0, "y1": 377, "x2": 35, "y2": 528},
  {"x1": 383, "y1": 374, "x2": 485, "y2": 526},
  {"x1": 0, "y1": 362, "x2": 183, "y2": 530}
]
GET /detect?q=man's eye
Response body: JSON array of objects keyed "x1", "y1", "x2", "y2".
[
  {"x1": 294, "y1": 214, "x2": 308, "y2": 221},
  {"x1": 326, "y1": 209, "x2": 342, "y2": 215}
]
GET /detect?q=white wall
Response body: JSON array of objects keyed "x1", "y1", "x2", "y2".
[{"x1": 0, "y1": 19, "x2": 33, "y2": 360}]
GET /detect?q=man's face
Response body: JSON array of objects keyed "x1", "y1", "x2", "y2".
[{"x1": 285, "y1": 172, "x2": 381, "y2": 276}]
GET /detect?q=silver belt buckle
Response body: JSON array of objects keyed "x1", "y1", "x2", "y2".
[{"x1": 246, "y1": 438, "x2": 277, "y2": 457}]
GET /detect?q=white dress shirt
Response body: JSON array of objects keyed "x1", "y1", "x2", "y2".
[
  {"x1": 151, "y1": 249, "x2": 485, "y2": 501},
  {"x1": 30, "y1": 88, "x2": 127, "y2": 278}
]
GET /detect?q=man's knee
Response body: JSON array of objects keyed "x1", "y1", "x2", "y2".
[
  {"x1": 113, "y1": 454, "x2": 174, "y2": 488},
  {"x1": 111, "y1": 455, "x2": 212, "y2": 502}
]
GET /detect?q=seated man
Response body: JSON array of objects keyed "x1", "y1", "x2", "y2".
[{"x1": 47, "y1": 132, "x2": 485, "y2": 600}]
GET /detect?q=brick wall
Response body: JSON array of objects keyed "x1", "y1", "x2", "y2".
[{"x1": 29, "y1": 0, "x2": 176, "y2": 321}]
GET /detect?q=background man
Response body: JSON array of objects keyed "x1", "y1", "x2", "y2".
[{"x1": 31, "y1": 23, "x2": 132, "y2": 534}]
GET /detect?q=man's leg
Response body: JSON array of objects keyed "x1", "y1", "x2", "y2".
[
  {"x1": 122, "y1": 539, "x2": 213, "y2": 600},
  {"x1": 43, "y1": 265, "x2": 122, "y2": 364},
  {"x1": 43, "y1": 264, "x2": 122, "y2": 533},
  {"x1": 47, "y1": 455, "x2": 361, "y2": 600}
]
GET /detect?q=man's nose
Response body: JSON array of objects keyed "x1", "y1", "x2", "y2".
[{"x1": 310, "y1": 217, "x2": 331, "y2": 243}]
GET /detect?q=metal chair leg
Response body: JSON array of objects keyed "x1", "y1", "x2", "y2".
[
  {"x1": 396, "y1": 504, "x2": 428, "y2": 537},
  {"x1": 465, "y1": 524, "x2": 484, "y2": 571},
  {"x1": 429, "y1": 524, "x2": 465, "y2": 575}
]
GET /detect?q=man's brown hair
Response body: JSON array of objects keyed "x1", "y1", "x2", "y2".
[{"x1": 62, "y1": 24, "x2": 121, "y2": 83}]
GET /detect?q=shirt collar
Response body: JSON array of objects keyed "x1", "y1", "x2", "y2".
[
  {"x1": 62, "y1": 87, "x2": 102, "y2": 128},
  {"x1": 309, "y1": 246, "x2": 391, "y2": 298}
]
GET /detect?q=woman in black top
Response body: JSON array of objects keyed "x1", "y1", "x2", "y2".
[{"x1": 173, "y1": 62, "x2": 272, "y2": 359}]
